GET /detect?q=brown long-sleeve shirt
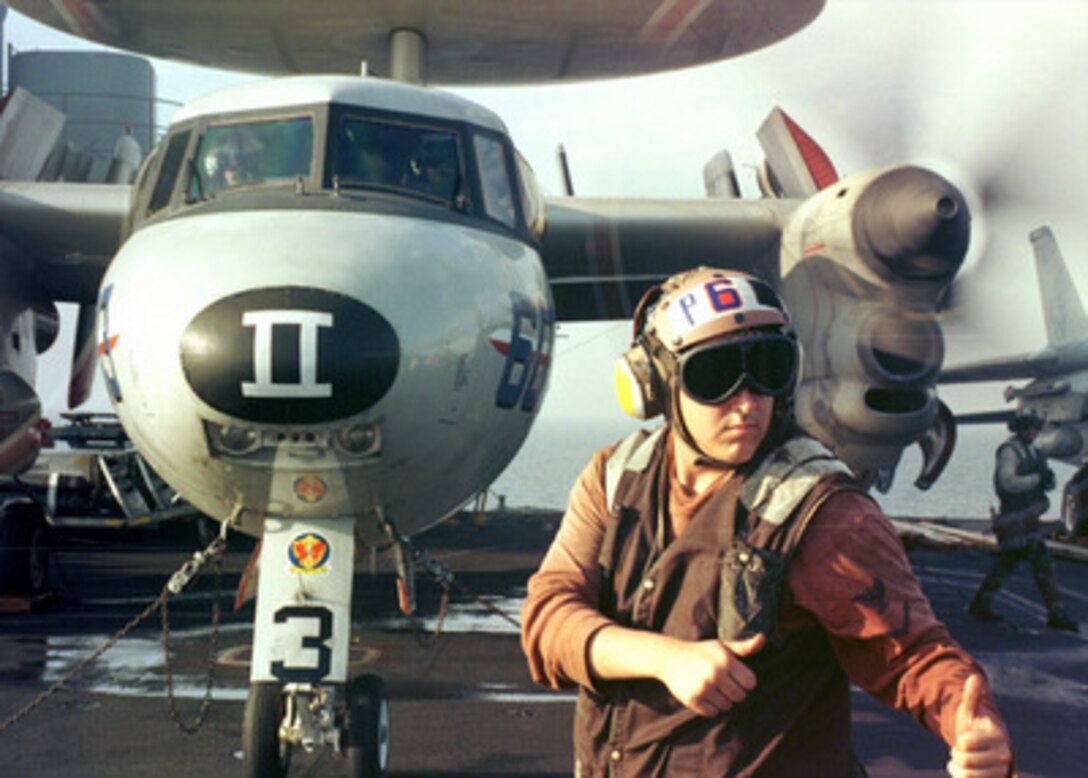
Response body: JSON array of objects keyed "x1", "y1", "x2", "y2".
[{"x1": 521, "y1": 440, "x2": 1001, "y2": 749}]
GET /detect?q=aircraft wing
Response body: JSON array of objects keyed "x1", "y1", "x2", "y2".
[
  {"x1": 2, "y1": 184, "x2": 786, "y2": 317},
  {"x1": 541, "y1": 196, "x2": 793, "y2": 320},
  {"x1": 939, "y1": 349, "x2": 1061, "y2": 384},
  {"x1": 0, "y1": 181, "x2": 129, "y2": 303},
  {"x1": 4, "y1": 0, "x2": 823, "y2": 84},
  {"x1": 953, "y1": 409, "x2": 1016, "y2": 426}
]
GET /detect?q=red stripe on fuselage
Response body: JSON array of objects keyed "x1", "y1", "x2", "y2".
[{"x1": 489, "y1": 338, "x2": 551, "y2": 368}]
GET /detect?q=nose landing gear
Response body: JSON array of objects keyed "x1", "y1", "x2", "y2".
[
  {"x1": 242, "y1": 682, "x2": 294, "y2": 776},
  {"x1": 243, "y1": 516, "x2": 390, "y2": 775},
  {"x1": 242, "y1": 675, "x2": 389, "y2": 777}
]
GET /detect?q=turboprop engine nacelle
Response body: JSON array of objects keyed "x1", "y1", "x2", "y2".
[{"x1": 778, "y1": 165, "x2": 969, "y2": 481}]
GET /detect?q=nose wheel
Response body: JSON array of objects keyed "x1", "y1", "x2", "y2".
[
  {"x1": 242, "y1": 682, "x2": 292, "y2": 777},
  {"x1": 241, "y1": 675, "x2": 389, "y2": 777}
]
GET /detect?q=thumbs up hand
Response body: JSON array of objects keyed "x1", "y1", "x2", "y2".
[{"x1": 947, "y1": 674, "x2": 1014, "y2": 777}]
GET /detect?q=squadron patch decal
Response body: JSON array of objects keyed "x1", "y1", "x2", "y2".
[
  {"x1": 293, "y1": 474, "x2": 327, "y2": 504},
  {"x1": 287, "y1": 532, "x2": 331, "y2": 574}
]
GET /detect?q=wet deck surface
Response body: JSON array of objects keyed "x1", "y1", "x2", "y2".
[{"x1": 0, "y1": 512, "x2": 1085, "y2": 777}]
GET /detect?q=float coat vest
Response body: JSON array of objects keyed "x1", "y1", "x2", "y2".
[
  {"x1": 992, "y1": 438, "x2": 1048, "y2": 546},
  {"x1": 573, "y1": 428, "x2": 866, "y2": 777},
  {"x1": 994, "y1": 438, "x2": 1048, "y2": 514}
]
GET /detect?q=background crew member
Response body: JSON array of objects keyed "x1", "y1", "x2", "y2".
[{"x1": 969, "y1": 410, "x2": 1078, "y2": 631}]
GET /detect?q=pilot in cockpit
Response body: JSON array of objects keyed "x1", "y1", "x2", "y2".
[
  {"x1": 217, "y1": 149, "x2": 245, "y2": 188},
  {"x1": 203, "y1": 130, "x2": 256, "y2": 192},
  {"x1": 406, "y1": 137, "x2": 458, "y2": 200},
  {"x1": 341, "y1": 122, "x2": 392, "y2": 185}
]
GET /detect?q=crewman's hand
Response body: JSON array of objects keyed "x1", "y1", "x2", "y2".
[
  {"x1": 947, "y1": 674, "x2": 1014, "y2": 777},
  {"x1": 1041, "y1": 467, "x2": 1057, "y2": 491},
  {"x1": 659, "y1": 633, "x2": 765, "y2": 717}
]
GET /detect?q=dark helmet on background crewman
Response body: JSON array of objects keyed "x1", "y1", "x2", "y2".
[{"x1": 1008, "y1": 409, "x2": 1045, "y2": 434}]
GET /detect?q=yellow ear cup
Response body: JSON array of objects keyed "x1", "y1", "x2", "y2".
[
  {"x1": 614, "y1": 342, "x2": 664, "y2": 420},
  {"x1": 615, "y1": 356, "x2": 647, "y2": 419}
]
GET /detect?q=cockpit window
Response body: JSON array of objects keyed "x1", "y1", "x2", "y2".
[
  {"x1": 333, "y1": 116, "x2": 463, "y2": 206},
  {"x1": 515, "y1": 151, "x2": 546, "y2": 239},
  {"x1": 474, "y1": 134, "x2": 516, "y2": 229},
  {"x1": 189, "y1": 116, "x2": 313, "y2": 200},
  {"x1": 148, "y1": 130, "x2": 190, "y2": 214}
]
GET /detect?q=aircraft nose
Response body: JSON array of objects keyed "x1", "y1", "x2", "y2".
[{"x1": 179, "y1": 287, "x2": 400, "y2": 424}]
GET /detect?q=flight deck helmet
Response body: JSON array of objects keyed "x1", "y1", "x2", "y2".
[
  {"x1": 614, "y1": 267, "x2": 799, "y2": 421},
  {"x1": 1008, "y1": 409, "x2": 1045, "y2": 434}
]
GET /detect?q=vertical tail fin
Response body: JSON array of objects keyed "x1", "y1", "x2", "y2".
[
  {"x1": 1031, "y1": 226, "x2": 1088, "y2": 345},
  {"x1": 755, "y1": 107, "x2": 839, "y2": 198}
]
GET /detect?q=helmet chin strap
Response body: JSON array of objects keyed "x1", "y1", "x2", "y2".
[
  {"x1": 653, "y1": 343, "x2": 738, "y2": 470},
  {"x1": 667, "y1": 380, "x2": 738, "y2": 471}
]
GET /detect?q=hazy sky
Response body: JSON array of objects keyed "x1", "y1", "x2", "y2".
[{"x1": 8, "y1": 1, "x2": 1086, "y2": 420}]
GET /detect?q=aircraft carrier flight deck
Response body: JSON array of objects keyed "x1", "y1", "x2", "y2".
[{"x1": 0, "y1": 511, "x2": 1085, "y2": 777}]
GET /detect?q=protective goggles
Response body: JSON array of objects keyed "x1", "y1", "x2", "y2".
[{"x1": 678, "y1": 333, "x2": 798, "y2": 404}]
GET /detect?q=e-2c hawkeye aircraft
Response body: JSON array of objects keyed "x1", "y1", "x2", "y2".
[
  {"x1": 0, "y1": 0, "x2": 974, "y2": 774},
  {"x1": 941, "y1": 225, "x2": 1088, "y2": 465}
]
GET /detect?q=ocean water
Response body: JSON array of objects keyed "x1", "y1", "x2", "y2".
[{"x1": 489, "y1": 416, "x2": 1074, "y2": 522}]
